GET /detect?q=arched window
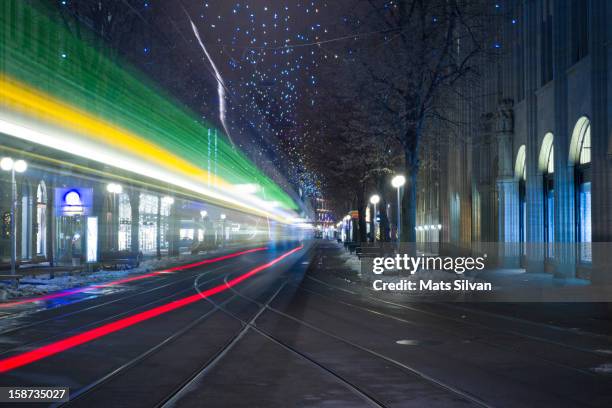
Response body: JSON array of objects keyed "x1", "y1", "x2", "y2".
[
  {"x1": 570, "y1": 117, "x2": 591, "y2": 262},
  {"x1": 515, "y1": 145, "x2": 527, "y2": 251},
  {"x1": 36, "y1": 181, "x2": 47, "y2": 257},
  {"x1": 539, "y1": 133, "x2": 554, "y2": 258}
]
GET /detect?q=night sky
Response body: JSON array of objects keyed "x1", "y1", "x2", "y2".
[{"x1": 53, "y1": 0, "x2": 394, "y2": 202}]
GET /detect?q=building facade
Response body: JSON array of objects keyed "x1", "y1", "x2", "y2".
[
  {"x1": 419, "y1": 0, "x2": 612, "y2": 282},
  {"x1": 0, "y1": 151, "x2": 261, "y2": 269}
]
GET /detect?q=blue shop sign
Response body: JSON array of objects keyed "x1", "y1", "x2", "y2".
[{"x1": 55, "y1": 187, "x2": 93, "y2": 216}]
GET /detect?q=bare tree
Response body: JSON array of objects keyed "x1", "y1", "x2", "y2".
[
  {"x1": 320, "y1": 0, "x2": 495, "y2": 242},
  {"x1": 302, "y1": 60, "x2": 402, "y2": 242}
]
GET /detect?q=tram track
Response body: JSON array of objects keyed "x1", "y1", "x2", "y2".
[
  {"x1": 0, "y1": 249, "x2": 271, "y2": 356},
  {"x1": 217, "y1": 275, "x2": 490, "y2": 408},
  {"x1": 161, "y1": 277, "x2": 387, "y2": 408},
  {"x1": 62, "y1": 245, "x2": 313, "y2": 408},
  {"x1": 57, "y1": 271, "x2": 242, "y2": 407},
  {"x1": 304, "y1": 274, "x2": 612, "y2": 359}
]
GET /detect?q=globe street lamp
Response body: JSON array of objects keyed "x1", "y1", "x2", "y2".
[
  {"x1": 391, "y1": 175, "x2": 406, "y2": 242},
  {"x1": 369, "y1": 194, "x2": 380, "y2": 242},
  {"x1": 342, "y1": 215, "x2": 351, "y2": 242},
  {"x1": 1, "y1": 158, "x2": 27, "y2": 281},
  {"x1": 106, "y1": 183, "x2": 123, "y2": 194}
]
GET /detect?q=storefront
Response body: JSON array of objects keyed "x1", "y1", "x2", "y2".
[{"x1": 54, "y1": 187, "x2": 93, "y2": 265}]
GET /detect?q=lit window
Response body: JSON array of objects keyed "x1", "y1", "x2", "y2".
[
  {"x1": 579, "y1": 124, "x2": 591, "y2": 164},
  {"x1": 547, "y1": 146, "x2": 554, "y2": 174}
]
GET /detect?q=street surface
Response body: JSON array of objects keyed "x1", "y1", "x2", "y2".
[{"x1": 0, "y1": 241, "x2": 611, "y2": 407}]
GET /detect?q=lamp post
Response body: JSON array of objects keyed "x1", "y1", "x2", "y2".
[
  {"x1": 343, "y1": 215, "x2": 350, "y2": 242},
  {"x1": 369, "y1": 194, "x2": 380, "y2": 242},
  {"x1": 391, "y1": 175, "x2": 406, "y2": 242},
  {"x1": 1, "y1": 157, "x2": 27, "y2": 281},
  {"x1": 106, "y1": 183, "x2": 122, "y2": 251}
]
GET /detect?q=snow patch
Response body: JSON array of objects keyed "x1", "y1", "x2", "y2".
[
  {"x1": 0, "y1": 247, "x2": 237, "y2": 301},
  {"x1": 591, "y1": 363, "x2": 612, "y2": 374}
]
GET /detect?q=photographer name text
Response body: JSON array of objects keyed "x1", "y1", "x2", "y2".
[{"x1": 370, "y1": 254, "x2": 492, "y2": 292}]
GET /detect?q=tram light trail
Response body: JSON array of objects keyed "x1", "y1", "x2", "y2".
[
  {"x1": 0, "y1": 246, "x2": 303, "y2": 374},
  {"x1": 0, "y1": 0, "x2": 298, "y2": 221},
  {"x1": 0, "y1": 247, "x2": 267, "y2": 308}
]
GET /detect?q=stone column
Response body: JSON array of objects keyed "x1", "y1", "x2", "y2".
[
  {"x1": 524, "y1": 0, "x2": 545, "y2": 274},
  {"x1": 552, "y1": 0, "x2": 575, "y2": 278},
  {"x1": 496, "y1": 121, "x2": 520, "y2": 269},
  {"x1": 589, "y1": 0, "x2": 611, "y2": 285}
]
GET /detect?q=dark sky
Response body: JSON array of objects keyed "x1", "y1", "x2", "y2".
[{"x1": 54, "y1": 0, "x2": 366, "y2": 198}]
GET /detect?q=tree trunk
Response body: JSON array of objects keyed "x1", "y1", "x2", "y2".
[
  {"x1": 357, "y1": 192, "x2": 368, "y2": 243},
  {"x1": 401, "y1": 149, "x2": 418, "y2": 242},
  {"x1": 380, "y1": 200, "x2": 390, "y2": 242},
  {"x1": 376, "y1": 175, "x2": 391, "y2": 242}
]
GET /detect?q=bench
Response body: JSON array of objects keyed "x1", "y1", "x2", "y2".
[
  {"x1": 100, "y1": 251, "x2": 142, "y2": 269},
  {"x1": 190, "y1": 242, "x2": 220, "y2": 255},
  {"x1": 0, "y1": 274, "x2": 23, "y2": 287}
]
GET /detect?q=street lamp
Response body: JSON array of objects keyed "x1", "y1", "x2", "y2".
[
  {"x1": 391, "y1": 175, "x2": 406, "y2": 242},
  {"x1": 1, "y1": 158, "x2": 27, "y2": 281},
  {"x1": 200, "y1": 210, "x2": 208, "y2": 219},
  {"x1": 106, "y1": 183, "x2": 122, "y2": 194},
  {"x1": 369, "y1": 194, "x2": 380, "y2": 242}
]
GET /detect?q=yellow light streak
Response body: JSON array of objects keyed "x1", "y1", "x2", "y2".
[
  {"x1": 0, "y1": 76, "x2": 224, "y2": 187},
  {"x1": 0, "y1": 75, "x2": 296, "y2": 224}
]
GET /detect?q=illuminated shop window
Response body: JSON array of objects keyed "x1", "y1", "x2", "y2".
[
  {"x1": 180, "y1": 229, "x2": 194, "y2": 240},
  {"x1": 139, "y1": 193, "x2": 158, "y2": 254},
  {"x1": 118, "y1": 193, "x2": 131, "y2": 251},
  {"x1": 571, "y1": 117, "x2": 592, "y2": 263},
  {"x1": 515, "y1": 145, "x2": 527, "y2": 253},
  {"x1": 546, "y1": 189, "x2": 554, "y2": 258},
  {"x1": 36, "y1": 181, "x2": 47, "y2": 257},
  {"x1": 159, "y1": 197, "x2": 173, "y2": 250},
  {"x1": 540, "y1": 133, "x2": 554, "y2": 259},
  {"x1": 579, "y1": 182, "x2": 592, "y2": 262}
]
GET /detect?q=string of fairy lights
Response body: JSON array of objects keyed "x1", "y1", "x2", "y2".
[
  {"x1": 181, "y1": 1, "x2": 336, "y2": 201},
  {"x1": 47, "y1": 0, "x2": 510, "y2": 211}
]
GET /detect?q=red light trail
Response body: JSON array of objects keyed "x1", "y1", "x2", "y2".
[
  {"x1": 0, "y1": 245, "x2": 302, "y2": 373},
  {"x1": 0, "y1": 247, "x2": 267, "y2": 308}
]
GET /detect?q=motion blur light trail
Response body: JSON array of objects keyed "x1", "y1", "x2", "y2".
[
  {"x1": 0, "y1": 247, "x2": 267, "y2": 308},
  {"x1": 0, "y1": 245, "x2": 303, "y2": 373},
  {"x1": 0, "y1": 0, "x2": 298, "y2": 221}
]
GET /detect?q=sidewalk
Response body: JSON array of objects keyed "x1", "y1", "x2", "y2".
[
  {"x1": 0, "y1": 243, "x2": 265, "y2": 302},
  {"x1": 310, "y1": 240, "x2": 612, "y2": 337}
]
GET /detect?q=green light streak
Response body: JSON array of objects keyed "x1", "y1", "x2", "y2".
[{"x1": 0, "y1": 0, "x2": 297, "y2": 210}]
